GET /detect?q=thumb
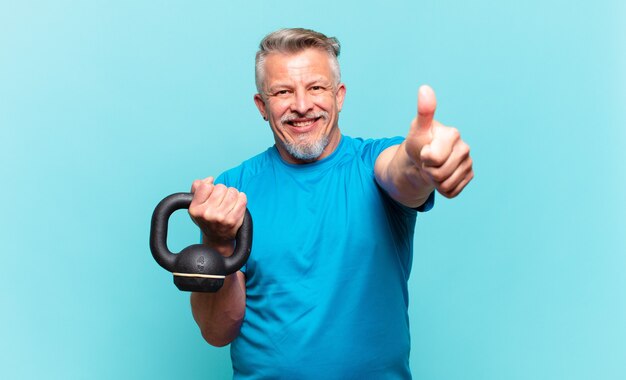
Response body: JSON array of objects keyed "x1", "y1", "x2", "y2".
[{"x1": 417, "y1": 85, "x2": 437, "y2": 132}]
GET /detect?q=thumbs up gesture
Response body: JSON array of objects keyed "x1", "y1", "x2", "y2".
[{"x1": 405, "y1": 85, "x2": 473, "y2": 198}]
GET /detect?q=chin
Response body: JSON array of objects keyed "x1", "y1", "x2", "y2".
[{"x1": 284, "y1": 135, "x2": 329, "y2": 161}]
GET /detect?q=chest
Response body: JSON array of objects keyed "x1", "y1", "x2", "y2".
[{"x1": 241, "y1": 161, "x2": 392, "y2": 286}]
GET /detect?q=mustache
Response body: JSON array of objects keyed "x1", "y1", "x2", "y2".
[{"x1": 280, "y1": 111, "x2": 329, "y2": 124}]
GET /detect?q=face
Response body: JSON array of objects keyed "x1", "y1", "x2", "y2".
[{"x1": 254, "y1": 48, "x2": 346, "y2": 164}]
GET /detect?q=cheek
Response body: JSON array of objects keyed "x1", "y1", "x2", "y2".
[
  {"x1": 268, "y1": 102, "x2": 289, "y2": 120},
  {"x1": 318, "y1": 95, "x2": 338, "y2": 112}
]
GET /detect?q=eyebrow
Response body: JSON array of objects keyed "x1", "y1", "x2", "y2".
[
  {"x1": 267, "y1": 83, "x2": 291, "y2": 91},
  {"x1": 268, "y1": 77, "x2": 332, "y2": 91}
]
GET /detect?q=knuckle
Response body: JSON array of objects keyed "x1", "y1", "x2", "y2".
[
  {"x1": 202, "y1": 208, "x2": 217, "y2": 221},
  {"x1": 445, "y1": 126, "x2": 460, "y2": 141},
  {"x1": 438, "y1": 182, "x2": 452, "y2": 194},
  {"x1": 424, "y1": 154, "x2": 440, "y2": 167},
  {"x1": 213, "y1": 212, "x2": 227, "y2": 223},
  {"x1": 427, "y1": 166, "x2": 446, "y2": 182},
  {"x1": 188, "y1": 207, "x2": 200, "y2": 218},
  {"x1": 226, "y1": 187, "x2": 239, "y2": 198},
  {"x1": 429, "y1": 148, "x2": 448, "y2": 165},
  {"x1": 450, "y1": 127, "x2": 460, "y2": 138},
  {"x1": 459, "y1": 141, "x2": 470, "y2": 155},
  {"x1": 195, "y1": 182, "x2": 211, "y2": 195},
  {"x1": 431, "y1": 171, "x2": 446, "y2": 183},
  {"x1": 441, "y1": 190, "x2": 454, "y2": 199},
  {"x1": 210, "y1": 184, "x2": 226, "y2": 197},
  {"x1": 430, "y1": 154, "x2": 443, "y2": 166},
  {"x1": 223, "y1": 216, "x2": 238, "y2": 229}
]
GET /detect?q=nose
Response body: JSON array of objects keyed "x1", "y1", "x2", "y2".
[{"x1": 291, "y1": 88, "x2": 313, "y2": 115}]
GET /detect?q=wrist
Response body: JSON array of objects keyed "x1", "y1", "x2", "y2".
[{"x1": 202, "y1": 234, "x2": 236, "y2": 257}]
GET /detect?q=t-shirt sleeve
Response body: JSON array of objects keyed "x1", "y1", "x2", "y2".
[
  {"x1": 359, "y1": 136, "x2": 405, "y2": 170},
  {"x1": 214, "y1": 171, "x2": 230, "y2": 187},
  {"x1": 360, "y1": 136, "x2": 435, "y2": 214}
]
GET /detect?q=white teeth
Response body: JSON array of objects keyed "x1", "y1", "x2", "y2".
[{"x1": 292, "y1": 120, "x2": 314, "y2": 127}]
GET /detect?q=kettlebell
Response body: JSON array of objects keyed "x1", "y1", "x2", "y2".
[{"x1": 149, "y1": 192, "x2": 252, "y2": 292}]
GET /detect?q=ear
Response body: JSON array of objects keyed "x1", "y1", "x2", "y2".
[
  {"x1": 253, "y1": 93, "x2": 268, "y2": 120},
  {"x1": 335, "y1": 83, "x2": 346, "y2": 112}
]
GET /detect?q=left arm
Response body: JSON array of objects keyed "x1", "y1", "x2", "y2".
[{"x1": 375, "y1": 85, "x2": 474, "y2": 208}]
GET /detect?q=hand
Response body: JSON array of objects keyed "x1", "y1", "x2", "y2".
[
  {"x1": 188, "y1": 177, "x2": 248, "y2": 243},
  {"x1": 405, "y1": 85, "x2": 474, "y2": 198}
]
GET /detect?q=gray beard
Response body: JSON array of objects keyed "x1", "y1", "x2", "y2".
[{"x1": 283, "y1": 133, "x2": 330, "y2": 161}]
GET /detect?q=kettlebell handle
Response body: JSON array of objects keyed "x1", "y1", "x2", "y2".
[{"x1": 149, "y1": 192, "x2": 253, "y2": 276}]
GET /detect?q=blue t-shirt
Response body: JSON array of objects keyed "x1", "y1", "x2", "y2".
[{"x1": 216, "y1": 135, "x2": 434, "y2": 379}]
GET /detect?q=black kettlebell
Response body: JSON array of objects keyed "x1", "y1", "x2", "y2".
[{"x1": 149, "y1": 192, "x2": 252, "y2": 292}]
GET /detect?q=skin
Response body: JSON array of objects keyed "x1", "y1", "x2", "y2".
[
  {"x1": 253, "y1": 48, "x2": 346, "y2": 164},
  {"x1": 188, "y1": 178, "x2": 247, "y2": 346},
  {"x1": 375, "y1": 85, "x2": 474, "y2": 207},
  {"x1": 189, "y1": 48, "x2": 474, "y2": 347}
]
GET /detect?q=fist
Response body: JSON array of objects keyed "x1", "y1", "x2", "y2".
[
  {"x1": 405, "y1": 85, "x2": 474, "y2": 198},
  {"x1": 188, "y1": 177, "x2": 248, "y2": 243}
]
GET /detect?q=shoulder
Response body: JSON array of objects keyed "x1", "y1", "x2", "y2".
[
  {"x1": 342, "y1": 135, "x2": 405, "y2": 169},
  {"x1": 216, "y1": 147, "x2": 276, "y2": 187}
]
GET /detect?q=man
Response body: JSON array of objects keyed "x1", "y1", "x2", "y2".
[{"x1": 188, "y1": 28, "x2": 473, "y2": 379}]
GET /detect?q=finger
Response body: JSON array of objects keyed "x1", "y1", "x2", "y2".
[
  {"x1": 205, "y1": 183, "x2": 229, "y2": 210},
  {"x1": 190, "y1": 176, "x2": 214, "y2": 192},
  {"x1": 190, "y1": 181, "x2": 214, "y2": 207},
  {"x1": 225, "y1": 192, "x2": 248, "y2": 230},
  {"x1": 217, "y1": 187, "x2": 240, "y2": 213},
  {"x1": 421, "y1": 141, "x2": 451, "y2": 167},
  {"x1": 421, "y1": 124, "x2": 459, "y2": 167},
  {"x1": 423, "y1": 138, "x2": 470, "y2": 180},
  {"x1": 203, "y1": 187, "x2": 239, "y2": 229},
  {"x1": 191, "y1": 179, "x2": 200, "y2": 193},
  {"x1": 417, "y1": 85, "x2": 437, "y2": 132},
  {"x1": 436, "y1": 156, "x2": 473, "y2": 196},
  {"x1": 441, "y1": 169, "x2": 474, "y2": 199}
]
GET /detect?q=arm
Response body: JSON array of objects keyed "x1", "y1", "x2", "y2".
[
  {"x1": 190, "y1": 269, "x2": 246, "y2": 347},
  {"x1": 375, "y1": 85, "x2": 474, "y2": 207},
  {"x1": 188, "y1": 177, "x2": 248, "y2": 347}
]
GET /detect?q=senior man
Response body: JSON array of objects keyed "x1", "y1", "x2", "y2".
[{"x1": 188, "y1": 28, "x2": 473, "y2": 379}]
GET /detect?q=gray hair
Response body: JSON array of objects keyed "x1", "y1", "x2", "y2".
[{"x1": 255, "y1": 28, "x2": 341, "y2": 93}]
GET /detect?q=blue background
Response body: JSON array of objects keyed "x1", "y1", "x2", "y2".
[{"x1": 1, "y1": 1, "x2": 624, "y2": 379}]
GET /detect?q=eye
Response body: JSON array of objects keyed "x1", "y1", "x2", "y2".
[
  {"x1": 309, "y1": 85, "x2": 326, "y2": 94},
  {"x1": 274, "y1": 89, "x2": 291, "y2": 96}
]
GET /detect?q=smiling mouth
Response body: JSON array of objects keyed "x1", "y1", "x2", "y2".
[{"x1": 287, "y1": 117, "x2": 321, "y2": 128}]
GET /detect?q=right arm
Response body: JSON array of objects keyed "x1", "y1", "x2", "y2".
[
  {"x1": 188, "y1": 177, "x2": 248, "y2": 347},
  {"x1": 190, "y1": 269, "x2": 246, "y2": 347}
]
